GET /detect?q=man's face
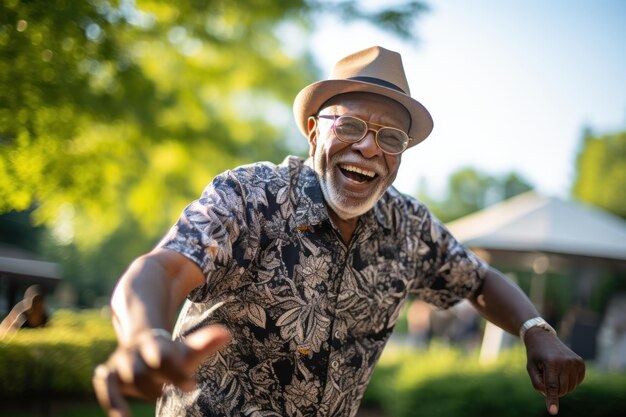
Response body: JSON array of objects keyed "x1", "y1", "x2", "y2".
[{"x1": 307, "y1": 92, "x2": 411, "y2": 220}]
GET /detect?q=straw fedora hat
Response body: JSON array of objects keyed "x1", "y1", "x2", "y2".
[{"x1": 293, "y1": 46, "x2": 433, "y2": 147}]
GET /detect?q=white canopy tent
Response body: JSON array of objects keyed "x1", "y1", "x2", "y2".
[
  {"x1": 445, "y1": 192, "x2": 626, "y2": 362},
  {"x1": 446, "y1": 192, "x2": 626, "y2": 262}
]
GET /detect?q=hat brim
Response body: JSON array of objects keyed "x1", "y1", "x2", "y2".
[{"x1": 293, "y1": 79, "x2": 434, "y2": 148}]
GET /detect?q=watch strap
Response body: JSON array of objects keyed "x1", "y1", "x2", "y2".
[{"x1": 519, "y1": 317, "x2": 556, "y2": 340}]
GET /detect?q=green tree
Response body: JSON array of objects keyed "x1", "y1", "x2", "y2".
[
  {"x1": 572, "y1": 128, "x2": 626, "y2": 219},
  {"x1": 418, "y1": 167, "x2": 533, "y2": 223},
  {"x1": 0, "y1": 0, "x2": 428, "y2": 305}
]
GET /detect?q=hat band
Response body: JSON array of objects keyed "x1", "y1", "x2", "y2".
[{"x1": 348, "y1": 76, "x2": 407, "y2": 94}]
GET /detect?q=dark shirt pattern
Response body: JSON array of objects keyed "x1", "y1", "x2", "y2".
[{"x1": 157, "y1": 156, "x2": 487, "y2": 417}]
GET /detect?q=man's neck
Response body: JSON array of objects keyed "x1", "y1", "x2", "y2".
[{"x1": 327, "y1": 209, "x2": 359, "y2": 245}]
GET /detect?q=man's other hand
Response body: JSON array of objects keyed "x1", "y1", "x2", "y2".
[
  {"x1": 93, "y1": 325, "x2": 231, "y2": 417},
  {"x1": 525, "y1": 328, "x2": 586, "y2": 415}
]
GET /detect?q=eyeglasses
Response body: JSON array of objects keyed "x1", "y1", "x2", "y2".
[{"x1": 316, "y1": 114, "x2": 412, "y2": 155}]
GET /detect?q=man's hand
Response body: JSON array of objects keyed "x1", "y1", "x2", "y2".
[
  {"x1": 524, "y1": 328, "x2": 585, "y2": 415},
  {"x1": 93, "y1": 325, "x2": 231, "y2": 417}
]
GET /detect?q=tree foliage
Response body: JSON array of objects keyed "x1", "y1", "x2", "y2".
[
  {"x1": 0, "y1": 0, "x2": 428, "y2": 305},
  {"x1": 418, "y1": 167, "x2": 533, "y2": 223},
  {"x1": 2, "y1": 0, "x2": 310, "y2": 244},
  {"x1": 572, "y1": 128, "x2": 626, "y2": 219}
]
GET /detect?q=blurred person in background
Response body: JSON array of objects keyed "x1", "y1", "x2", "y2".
[{"x1": 93, "y1": 46, "x2": 585, "y2": 417}]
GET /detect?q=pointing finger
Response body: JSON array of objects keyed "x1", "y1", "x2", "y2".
[
  {"x1": 543, "y1": 365, "x2": 560, "y2": 415},
  {"x1": 182, "y1": 325, "x2": 231, "y2": 373}
]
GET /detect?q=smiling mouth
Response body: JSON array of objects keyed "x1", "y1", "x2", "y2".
[{"x1": 339, "y1": 164, "x2": 377, "y2": 183}]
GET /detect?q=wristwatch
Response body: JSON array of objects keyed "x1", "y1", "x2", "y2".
[{"x1": 519, "y1": 317, "x2": 556, "y2": 340}]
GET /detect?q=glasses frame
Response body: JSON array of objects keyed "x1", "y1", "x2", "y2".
[{"x1": 316, "y1": 114, "x2": 413, "y2": 155}]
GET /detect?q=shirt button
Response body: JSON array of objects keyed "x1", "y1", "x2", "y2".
[{"x1": 297, "y1": 347, "x2": 312, "y2": 357}]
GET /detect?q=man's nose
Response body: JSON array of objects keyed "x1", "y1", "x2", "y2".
[{"x1": 351, "y1": 130, "x2": 382, "y2": 158}]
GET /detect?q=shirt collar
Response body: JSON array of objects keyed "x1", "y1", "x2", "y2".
[{"x1": 291, "y1": 157, "x2": 329, "y2": 229}]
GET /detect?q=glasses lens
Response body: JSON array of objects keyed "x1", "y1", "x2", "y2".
[
  {"x1": 377, "y1": 128, "x2": 408, "y2": 154},
  {"x1": 334, "y1": 116, "x2": 367, "y2": 142}
]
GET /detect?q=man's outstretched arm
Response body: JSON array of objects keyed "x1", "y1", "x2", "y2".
[
  {"x1": 468, "y1": 267, "x2": 585, "y2": 415},
  {"x1": 92, "y1": 248, "x2": 231, "y2": 417}
]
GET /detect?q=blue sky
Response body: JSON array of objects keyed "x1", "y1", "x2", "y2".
[{"x1": 305, "y1": 0, "x2": 626, "y2": 199}]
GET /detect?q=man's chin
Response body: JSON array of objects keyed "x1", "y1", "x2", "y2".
[
  {"x1": 320, "y1": 175, "x2": 385, "y2": 220},
  {"x1": 325, "y1": 191, "x2": 380, "y2": 220}
]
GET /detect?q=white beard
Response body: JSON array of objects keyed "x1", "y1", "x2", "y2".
[{"x1": 318, "y1": 164, "x2": 387, "y2": 220}]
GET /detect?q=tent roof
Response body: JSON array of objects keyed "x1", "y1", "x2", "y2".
[
  {"x1": 0, "y1": 244, "x2": 61, "y2": 280},
  {"x1": 446, "y1": 192, "x2": 626, "y2": 261}
]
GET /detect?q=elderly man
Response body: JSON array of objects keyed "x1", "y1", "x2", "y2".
[{"x1": 93, "y1": 46, "x2": 585, "y2": 417}]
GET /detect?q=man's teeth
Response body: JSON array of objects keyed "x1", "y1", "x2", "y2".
[{"x1": 340, "y1": 164, "x2": 375, "y2": 178}]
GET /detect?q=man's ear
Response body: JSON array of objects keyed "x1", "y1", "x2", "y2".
[{"x1": 307, "y1": 116, "x2": 317, "y2": 157}]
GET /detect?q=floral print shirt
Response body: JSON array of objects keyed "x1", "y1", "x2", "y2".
[{"x1": 156, "y1": 155, "x2": 487, "y2": 417}]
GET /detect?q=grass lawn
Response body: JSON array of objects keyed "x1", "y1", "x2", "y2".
[{"x1": 2, "y1": 399, "x2": 155, "y2": 417}]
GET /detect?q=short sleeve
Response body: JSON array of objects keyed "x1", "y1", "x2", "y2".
[
  {"x1": 157, "y1": 171, "x2": 253, "y2": 297},
  {"x1": 408, "y1": 208, "x2": 489, "y2": 309}
]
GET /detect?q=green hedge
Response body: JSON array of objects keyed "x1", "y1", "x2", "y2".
[
  {"x1": 0, "y1": 309, "x2": 116, "y2": 397},
  {"x1": 362, "y1": 343, "x2": 626, "y2": 417},
  {"x1": 1, "y1": 310, "x2": 625, "y2": 417}
]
